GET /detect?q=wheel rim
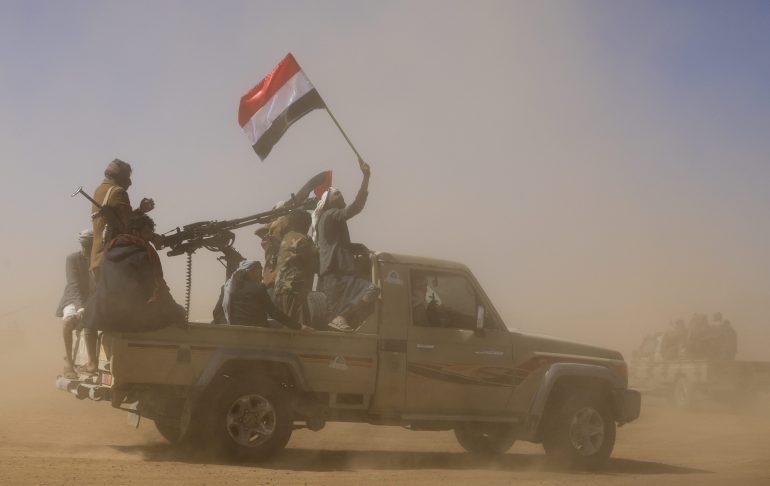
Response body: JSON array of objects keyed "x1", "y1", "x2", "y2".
[
  {"x1": 225, "y1": 394, "x2": 277, "y2": 447},
  {"x1": 568, "y1": 406, "x2": 605, "y2": 456}
]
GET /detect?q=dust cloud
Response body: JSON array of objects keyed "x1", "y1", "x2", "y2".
[
  {"x1": 1, "y1": 1, "x2": 770, "y2": 484},
  {"x1": 1, "y1": 2, "x2": 769, "y2": 363}
]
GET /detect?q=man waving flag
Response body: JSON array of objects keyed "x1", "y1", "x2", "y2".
[{"x1": 239, "y1": 53, "x2": 326, "y2": 160}]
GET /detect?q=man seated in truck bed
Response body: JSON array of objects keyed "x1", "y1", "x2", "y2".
[
  {"x1": 222, "y1": 260, "x2": 310, "y2": 331},
  {"x1": 81, "y1": 214, "x2": 185, "y2": 372}
]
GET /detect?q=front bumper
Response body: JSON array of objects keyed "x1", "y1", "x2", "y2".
[{"x1": 615, "y1": 388, "x2": 642, "y2": 423}]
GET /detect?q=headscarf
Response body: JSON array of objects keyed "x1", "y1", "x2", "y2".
[
  {"x1": 222, "y1": 260, "x2": 261, "y2": 324},
  {"x1": 78, "y1": 229, "x2": 94, "y2": 245},
  {"x1": 310, "y1": 187, "x2": 339, "y2": 243},
  {"x1": 104, "y1": 158, "x2": 132, "y2": 188}
]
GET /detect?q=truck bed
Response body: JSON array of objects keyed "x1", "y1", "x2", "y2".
[{"x1": 108, "y1": 323, "x2": 379, "y2": 395}]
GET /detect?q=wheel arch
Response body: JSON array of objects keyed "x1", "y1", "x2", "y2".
[
  {"x1": 180, "y1": 349, "x2": 308, "y2": 436},
  {"x1": 523, "y1": 363, "x2": 623, "y2": 442},
  {"x1": 195, "y1": 349, "x2": 308, "y2": 391}
]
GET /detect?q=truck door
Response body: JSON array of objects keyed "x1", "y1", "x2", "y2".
[{"x1": 405, "y1": 269, "x2": 513, "y2": 416}]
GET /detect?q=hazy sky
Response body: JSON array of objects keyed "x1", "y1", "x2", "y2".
[{"x1": 1, "y1": 1, "x2": 768, "y2": 358}]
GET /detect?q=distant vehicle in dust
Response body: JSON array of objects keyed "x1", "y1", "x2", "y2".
[{"x1": 629, "y1": 313, "x2": 770, "y2": 409}]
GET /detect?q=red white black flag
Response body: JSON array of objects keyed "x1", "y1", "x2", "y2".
[{"x1": 238, "y1": 53, "x2": 326, "y2": 160}]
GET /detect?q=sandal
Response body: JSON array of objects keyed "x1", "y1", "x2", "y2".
[
  {"x1": 328, "y1": 316, "x2": 355, "y2": 332},
  {"x1": 62, "y1": 367, "x2": 78, "y2": 380},
  {"x1": 74, "y1": 364, "x2": 98, "y2": 375}
]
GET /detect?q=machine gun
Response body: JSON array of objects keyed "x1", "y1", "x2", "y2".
[
  {"x1": 155, "y1": 200, "x2": 317, "y2": 274},
  {"x1": 152, "y1": 171, "x2": 330, "y2": 319},
  {"x1": 155, "y1": 170, "x2": 329, "y2": 266}
]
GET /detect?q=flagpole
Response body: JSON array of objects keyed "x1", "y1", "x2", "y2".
[
  {"x1": 298, "y1": 55, "x2": 364, "y2": 166},
  {"x1": 324, "y1": 106, "x2": 365, "y2": 166}
]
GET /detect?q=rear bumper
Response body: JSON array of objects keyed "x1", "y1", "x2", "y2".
[
  {"x1": 615, "y1": 388, "x2": 641, "y2": 423},
  {"x1": 55, "y1": 376, "x2": 112, "y2": 401}
]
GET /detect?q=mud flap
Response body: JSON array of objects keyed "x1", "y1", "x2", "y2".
[{"x1": 125, "y1": 401, "x2": 141, "y2": 428}]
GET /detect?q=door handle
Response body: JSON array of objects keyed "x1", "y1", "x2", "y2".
[{"x1": 416, "y1": 344, "x2": 435, "y2": 350}]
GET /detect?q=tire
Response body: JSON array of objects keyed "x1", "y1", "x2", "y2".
[
  {"x1": 672, "y1": 377, "x2": 695, "y2": 409},
  {"x1": 154, "y1": 418, "x2": 183, "y2": 444},
  {"x1": 454, "y1": 423, "x2": 516, "y2": 455},
  {"x1": 542, "y1": 391, "x2": 616, "y2": 470},
  {"x1": 207, "y1": 377, "x2": 293, "y2": 461}
]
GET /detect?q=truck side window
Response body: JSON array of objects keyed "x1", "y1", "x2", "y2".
[{"x1": 411, "y1": 271, "x2": 477, "y2": 330}]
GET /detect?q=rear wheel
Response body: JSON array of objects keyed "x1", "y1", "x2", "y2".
[
  {"x1": 207, "y1": 378, "x2": 293, "y2": 461},
  {"x1": 454, "y1": 423, "x2": 516, "y2": 455},
  {"x1": 542, "y1": 391, "x2": 616, "y2": 470}
]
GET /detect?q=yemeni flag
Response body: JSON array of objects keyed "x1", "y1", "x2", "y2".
[{"x1": 239, "y1": 53, "x2": 326, "y2": 160}]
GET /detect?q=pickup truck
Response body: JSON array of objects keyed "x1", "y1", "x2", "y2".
[
  {"x1": 57, "y1": 251, "x2": 641, "y2": 470},
  {"x1": 629, "y1": 333, "x2": 770, "y2": 409}
]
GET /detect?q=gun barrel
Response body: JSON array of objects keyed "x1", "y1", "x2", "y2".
[
  {"x1": 71, "y1": 186, "x2": 102, "y2": 209},
  {"x1": 157, "y1": 199, "x2": 316, "y2": 254}
]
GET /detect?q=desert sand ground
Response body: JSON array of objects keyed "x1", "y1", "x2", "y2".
[{"x1": 1, "y1": 329, "x2": 768, "y2": 486}]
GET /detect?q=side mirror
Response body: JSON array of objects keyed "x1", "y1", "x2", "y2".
[{"x1": 476, "y1": 305, "x2": 485, "y2": 333}]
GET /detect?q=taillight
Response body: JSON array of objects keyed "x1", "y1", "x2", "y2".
[{"x1": 99, "y1": 372, "x2": 113, "y2": 386}]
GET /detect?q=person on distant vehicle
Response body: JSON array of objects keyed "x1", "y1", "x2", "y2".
[
  {"x1": 311, "y1": 159, "x2": 379, "y2": 332},
  {"x1": 274, "y1": 210, "x2": 317, "y2": 329},
  {"x1": 90, "y1": 158, "x2": 155, "y2": 279},
  {"x1": 55, "y1": 229, "x2": 93, "y2": 379},
  {"x1": 684, "y1": 313, "x2": 709, "y2": 358},
  {"x1": 81, "y1": 214, "x2": 185, "y2": 373},
  {"x1": 660, "y1": 319, "x2": 687, "y2": 360},
  {"x1": 719, "y1": 320, "x2": 737, "y2": 360},
  {"x1": 222, "y1": 260, "x2": 307, "y2": 330}
]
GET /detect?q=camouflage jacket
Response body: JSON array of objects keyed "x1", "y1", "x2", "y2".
[
  {"x1": 274, "y1": 231, "x2": 318, "y2": 296},
  {"x1": 260, "y1": 216, "x2": 289, "y2": 287}
]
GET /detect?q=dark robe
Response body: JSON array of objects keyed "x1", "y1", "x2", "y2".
[
  {"x1": 83, "y1": 235, "x2": 185, "y2": 332},
  {"x1": 227, "y1": 279, "x2": 300, "y2": 329}
]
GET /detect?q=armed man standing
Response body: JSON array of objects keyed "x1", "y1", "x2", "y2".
[
  {"x1": 81, "y1": 158, "x2": 155, "y2": 374},
  {"x1": 90, "y1": 158, "x2": 155, "y2": 279},
  {"x1": 312, "y1": 159, "x2": 379, "y2": 331}
]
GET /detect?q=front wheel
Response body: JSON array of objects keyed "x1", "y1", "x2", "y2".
[
  {"x1": 207, "y1": 378, "x2": 293, "y2": 461},
  {"x1": 542, "y1": 391, "x2": 616, "y2": 470},
  {"x1": 454, "y1": 423, "x2": 516, "y2": 455}
]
